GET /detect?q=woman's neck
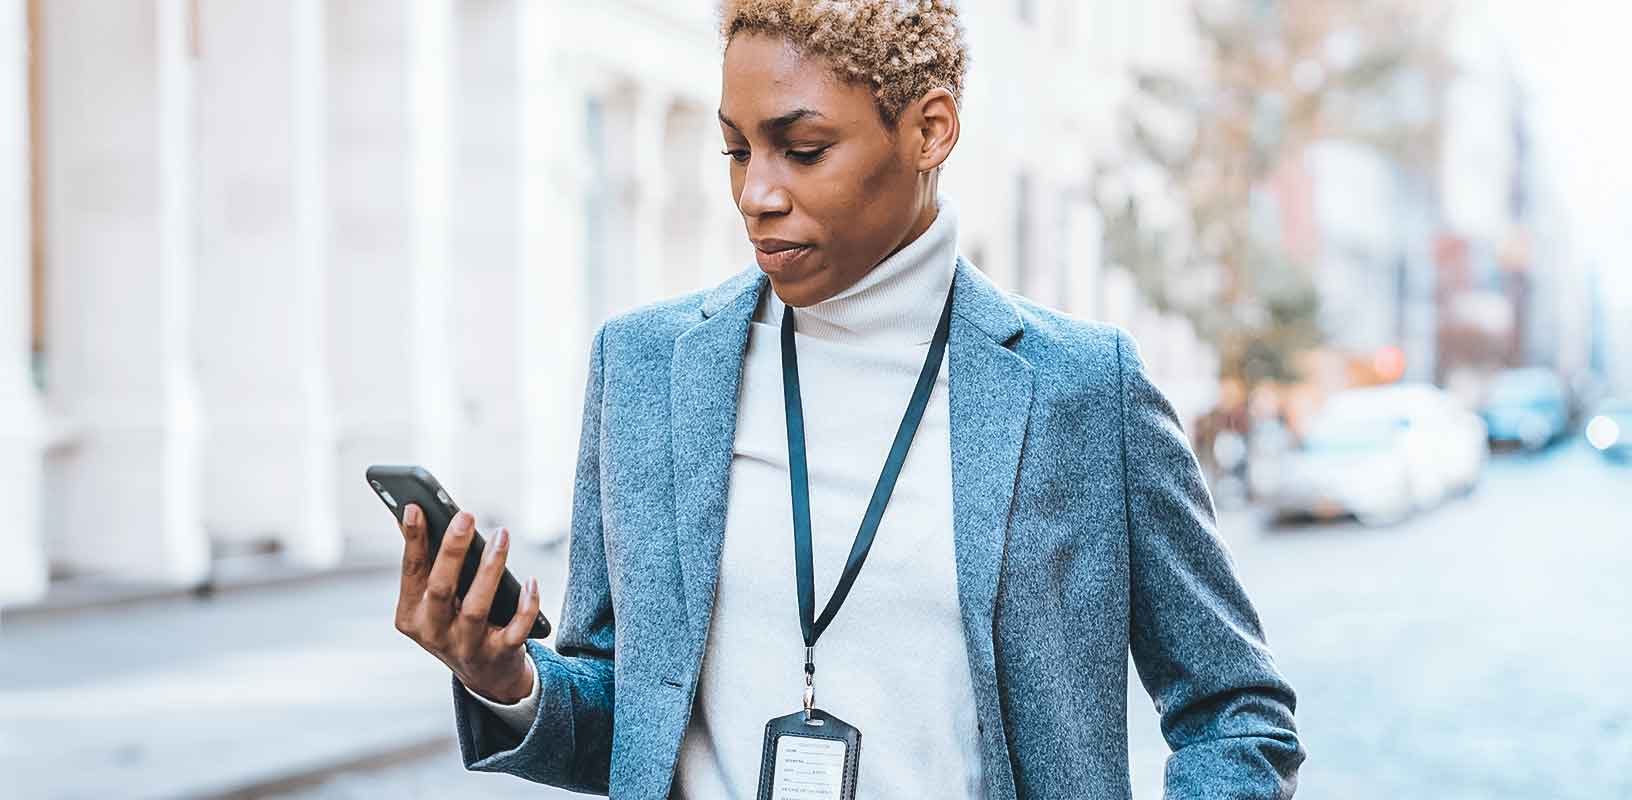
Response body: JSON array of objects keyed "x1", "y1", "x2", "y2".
[{"x1": 756, "y1": 196, "x2": 959, "y2": 347}]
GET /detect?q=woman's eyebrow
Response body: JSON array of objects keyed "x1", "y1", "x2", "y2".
[{"x1": 717, "y1": 107, "x2": 829, "y2": 135}]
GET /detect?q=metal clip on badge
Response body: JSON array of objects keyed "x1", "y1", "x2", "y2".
[{"x1": 802, "y1": 645, "x2": 819, "y2": 725}]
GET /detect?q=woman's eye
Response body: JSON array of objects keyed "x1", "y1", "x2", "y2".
[
  {"x1": 720, "y1": 148, "x2": 750, "y2": 164},
  {"x1": 788, "y1": 147, "x2": 828, "y2": 163}
]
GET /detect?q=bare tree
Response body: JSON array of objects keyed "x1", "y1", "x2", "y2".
[{"x1": 1096, "y1": 0, "x2": 1450, "y2": 387}]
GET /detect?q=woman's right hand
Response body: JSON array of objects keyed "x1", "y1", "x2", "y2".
[{"x1": 393, "y1": 503, "x2": 541, "y2": 704}]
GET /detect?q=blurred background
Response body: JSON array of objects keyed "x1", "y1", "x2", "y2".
[{"x1": 1, "y1": 0, "x2": 1627, "y2": 798}]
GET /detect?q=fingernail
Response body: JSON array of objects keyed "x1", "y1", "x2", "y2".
[
  {"x1": 495, "y1": 527, "x2": 509, "y2": 550},
  {"x1": 404, "y1": 505, "x2": 419, "y2": 526},
  {"x1": 529, "y1": 576, "x2": 539, "y2": 597},
  {"x1": 454, "y1": 511, "x2": 472, "y2": 534}
]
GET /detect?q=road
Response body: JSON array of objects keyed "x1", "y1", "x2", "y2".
[
  {"x1": 4, "y1": 442, "x2": 1624, "y2": 799},
  {"x1": 1127, "y1": 441, "x2": 1630, "y2": 799},
  {"x1": 280, "y1": 441, "x2": 1629, "y2": 799}
]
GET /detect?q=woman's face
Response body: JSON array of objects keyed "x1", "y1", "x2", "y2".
[{"x1": 718, "y1": 34, "x2": 953, "y2": 307}]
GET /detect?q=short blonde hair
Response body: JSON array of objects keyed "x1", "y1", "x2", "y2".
[{"x1": 718, "y1": 0, "x2": 969, "y2": 126}]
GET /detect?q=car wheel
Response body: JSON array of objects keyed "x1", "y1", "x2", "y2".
[
  {"x1": 1457, "y1": 466, "x2": 1482, "y2": 497},
  {"x1": 1357, "y1": 475, "x2": 1414, "y2": 527}
]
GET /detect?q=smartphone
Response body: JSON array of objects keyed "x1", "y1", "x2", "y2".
[{"x1": 365, "y1": 464, "x2": 551, "y2": 640}]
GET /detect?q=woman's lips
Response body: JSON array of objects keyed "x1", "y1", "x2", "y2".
[{"x1": 754, "y1": 243, "x2": 812, "y2": 273}]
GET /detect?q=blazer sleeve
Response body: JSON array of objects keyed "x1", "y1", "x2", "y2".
[
  {"x1": 1116, "y1": 329, "x2": 1307, "y2": 799},
  {"x1": 449, "y1": 322, "x2": 617, "y2": 796}
]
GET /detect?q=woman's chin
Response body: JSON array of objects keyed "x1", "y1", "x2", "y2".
[{"x1": 766, "y1": 273, "x2": 831, "y2": 308}]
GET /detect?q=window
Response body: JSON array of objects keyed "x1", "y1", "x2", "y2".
[
  {"x1": 1014, "y1": 172, "x2": 1033, "y2": 294},
  {"x1": 584, "y1": 96, "x2": 609, "y2": 327}
]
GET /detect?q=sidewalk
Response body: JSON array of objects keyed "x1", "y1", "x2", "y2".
[{"x1": 0, "y1": 544, "x2": 579, "y2": 800}]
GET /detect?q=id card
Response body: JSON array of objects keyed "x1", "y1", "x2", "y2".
[{"x1": 757, "y1": 708, "x2": 861, "y2": 800}]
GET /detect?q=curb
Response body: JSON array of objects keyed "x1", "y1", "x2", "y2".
[
  {"x1": 183, "y1": 734, "x2": 456, "y2": 800},
  {"x1": 1, "y1": 556, "x2": 399, "y2": 623},
  {"x1": 5, "y1": 535, "x2": 568, "y2": 624}
]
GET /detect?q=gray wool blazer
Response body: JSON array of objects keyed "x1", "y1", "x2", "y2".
[{"x1": 450, "y1": 258, "x2": 1305, "y2": 799}]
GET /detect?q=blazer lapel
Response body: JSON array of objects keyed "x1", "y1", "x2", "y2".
[
  {"x1": 946, "y1": 256, "x2": 1032, "y2": 627},
  {"x1": 670, "y1": 267, "x2": 763, "y2": 667},
  {"x1": 946, "y1": 256, "x2": 1032, "y2": 800},
  {"x1": 668, "y1": 261, "x2": 1033, "y2": 797}
]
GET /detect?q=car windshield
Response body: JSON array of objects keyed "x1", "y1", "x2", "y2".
[
  {"x1": 1301, "y1": 415, "x2": 1406, "y2": 452},
  {"x1": 1487, "y1": 373, "x2": 1561, "y2": 406}
]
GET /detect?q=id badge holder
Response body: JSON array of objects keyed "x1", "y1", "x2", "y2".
[{"x1": 756, "y1": 708, "x2": 861, "y2": 800}]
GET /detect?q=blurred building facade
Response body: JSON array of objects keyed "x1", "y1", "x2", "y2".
[
  {"x1": 1436, "y1": 5, "x2": 1594, "y2": 395},
  {"x1": 1, "y1": 0, "x2": 1212, "y2": 606}
]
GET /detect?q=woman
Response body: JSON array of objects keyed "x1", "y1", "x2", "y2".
[{"x1": 391, "y1": 1, "x2": 1305, "y2": 797}]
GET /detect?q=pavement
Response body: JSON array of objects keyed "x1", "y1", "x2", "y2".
[
  {"x1": 0, "y1": 533, "x2": 580, "y2": 800},
  {"x1": 3, "y1": 441, "x2": 1627, "y2": 799}
]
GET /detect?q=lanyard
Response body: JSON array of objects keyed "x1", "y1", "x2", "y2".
[{"x1": 779, "y1": 278, "x2": 955, "y2": 713}]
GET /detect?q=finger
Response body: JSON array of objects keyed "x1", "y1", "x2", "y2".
[
  {"x1": 457, "y1": 526, "x2": 510, "y2": 630},
  {"x1": 498, "y1": 576, "x2": 541, "y2": 649},
  {"x1": 395, "y1": 504, "x2": 430, "y2": 627},
  {"x1": 424, "y1": 510, "x2": 477, "y2": 624}
]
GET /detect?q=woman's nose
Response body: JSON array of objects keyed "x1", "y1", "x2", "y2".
[{"x1": 736, "y1": 160, "x2": 792, "y2": 218}]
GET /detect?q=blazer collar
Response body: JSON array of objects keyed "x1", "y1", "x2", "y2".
[
  {"x1": 700, "y1": 257, "x2": 1024, "y2": 346},
  {"x1": 673, "y1": 256, "x2": 1030, "y2": 800}
]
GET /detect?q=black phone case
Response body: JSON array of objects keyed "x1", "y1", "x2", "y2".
[{"x1": 365, "y1": 464, "x2": 551, "y2": 639}]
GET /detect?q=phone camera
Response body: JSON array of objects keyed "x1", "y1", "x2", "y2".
[{"x1": 370, "y1": 479, "x2": 398, "y2": 508}]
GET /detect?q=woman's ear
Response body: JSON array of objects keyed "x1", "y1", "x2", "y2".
[{"x1": 911, "y1": 87, "x2": 960, "y2": 173}]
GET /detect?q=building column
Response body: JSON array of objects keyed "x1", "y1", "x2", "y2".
[
  {"x1": 40, "y1": 0, "x2": 208, "y2": 583},
  {"x1": 443, "y1": 0, "x2": 528, "y2": 534},
  {"x1": 635, "y1": 90, "x2": 668, "y2": 305},
  {"x1": 407, "y1": 0, "x2": 455, "y2": 471},
  {"x1": 327, "y1": 0, "x2": 455, "y2": 552},
  {"x1": 658, "y1": 103, "x2": 711, "y2": 297},
  {"x1": 1063, "y1": 201, "x2": 1103, "y2": 318},
  {"x1": 192, "y1": 0, "x2": 339, "y2": 567},
  {"x1": 0, "y1": 0, "x2": 45, "y2": 604},
  {"x1": 606, "y1": 87, "x2": 670, "y2": 307},
  {"x1": 518, "y1": 0, "x2": 589, "y2": 544},
  {"x1": 695, "y1": 109, "x2": 745, "y2": 284}
]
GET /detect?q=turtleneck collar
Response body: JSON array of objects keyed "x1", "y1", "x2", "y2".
[{"x1": 755, "y1": 196, "x2": 959, "y2": 347}]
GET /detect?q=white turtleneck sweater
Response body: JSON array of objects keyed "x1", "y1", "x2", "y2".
[{"x1": 471, "y1": 199, "x2": 987, "y2": 799}]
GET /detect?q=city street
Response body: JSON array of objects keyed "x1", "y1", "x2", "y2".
[
  {"x1": 6, "y1": 2, "x2": 1629, "y2": 799},
  {"x1": 3, "y1": 442, "x2": 1625, "y2": 799},
  {"x1": 1129, "y1": 440, "x2": 1630, "y2": 799}
]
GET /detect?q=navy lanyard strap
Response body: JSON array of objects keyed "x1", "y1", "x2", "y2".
[{"x1": 779, "y1": 279, "x2": 956, "y2": 653}]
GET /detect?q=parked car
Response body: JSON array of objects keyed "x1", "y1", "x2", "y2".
[
  {"x1": 1585, "y1": 397, "x2": 1632, "y2": 462},
  {"x1": 1481, "y1": 367, "x2": 1571, "y2": 451},
  {"x1": 1270, "y1": 383, "x2": 1488, "y2": 526}
]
